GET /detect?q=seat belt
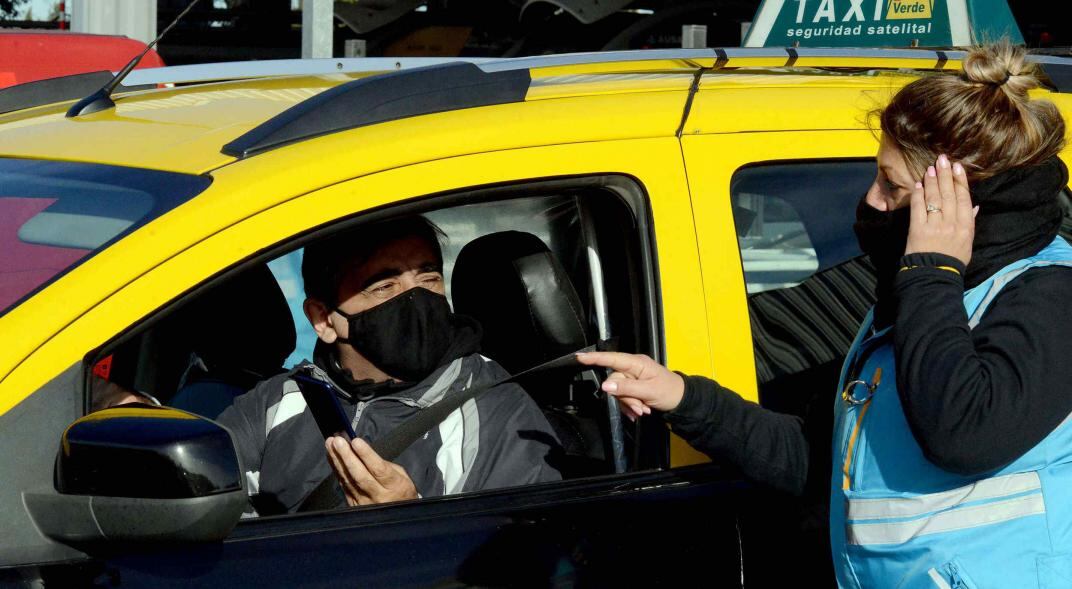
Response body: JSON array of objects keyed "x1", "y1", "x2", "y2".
[{"x1": 296, "y1": 339, "x2": 616, "y2": 513}]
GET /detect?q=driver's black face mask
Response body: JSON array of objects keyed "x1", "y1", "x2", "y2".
[{"x1": 334, "y1": 287, "x2": 453, "y2": 383}]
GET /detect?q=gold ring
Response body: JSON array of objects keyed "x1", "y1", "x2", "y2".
[{"x1": 926, "y1": 203, "x2": 942, "y2": 213}]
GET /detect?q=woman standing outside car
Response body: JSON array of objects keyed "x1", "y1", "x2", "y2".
[{"x1": 580, "y1": 43, "x2": 1072, "y2": 588}]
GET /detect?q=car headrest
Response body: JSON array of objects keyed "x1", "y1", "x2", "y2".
[
  {"x1": 452, "y1": 231, "x2": 589, "y2": 374},
  {"x1": 182, "y1": 264, "x2": 296, "y2": 380}
]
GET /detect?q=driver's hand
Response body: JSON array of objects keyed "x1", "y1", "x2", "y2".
[{"x1": 325, "y1": 436, "x2": 418, "y2": 506}]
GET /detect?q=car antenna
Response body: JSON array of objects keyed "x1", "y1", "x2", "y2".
[{"x1": 66, "y1": 0, "x2": 203, "y2": 118}]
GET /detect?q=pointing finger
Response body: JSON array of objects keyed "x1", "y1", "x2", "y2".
[
  {"x1": 577, "y1": 352, "x2": 648, "y2": 379},
  {"x1": 603, "y1": 377, "x2": 660, "y2": 404}
]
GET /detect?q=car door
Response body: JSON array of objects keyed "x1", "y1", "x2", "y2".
[
  {"x1": 4, "y1": 137, "x2": 752, "y2": 587},
  {"x1": 682, "y1": 118, "x2": 882, "y2": 587}
]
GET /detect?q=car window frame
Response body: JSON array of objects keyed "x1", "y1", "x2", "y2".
[{"x1": 80, "y1": 173, "x2": 668, "y2": 521}]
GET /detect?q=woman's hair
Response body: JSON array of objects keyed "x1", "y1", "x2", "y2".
[{"x1": 878, "y1": 42, "x2": 1066, "y2": 181}]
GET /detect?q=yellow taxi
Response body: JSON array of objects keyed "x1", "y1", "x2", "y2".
[{"x1": 1, "y1": 48, "x2": 1070, "y2": 586}]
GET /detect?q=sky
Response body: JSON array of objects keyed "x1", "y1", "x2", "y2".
[{"x1": 9, "y1": 0, "x2": 60, "y2": 21}]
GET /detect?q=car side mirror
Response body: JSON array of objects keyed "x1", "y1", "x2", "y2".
[{"x1": 23, "y1": 404, "x2": 247, "y2": 546}]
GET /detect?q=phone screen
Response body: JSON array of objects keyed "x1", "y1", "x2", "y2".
[{"x1": 292, "y1": 370, "x2": 356, "y2": 440}]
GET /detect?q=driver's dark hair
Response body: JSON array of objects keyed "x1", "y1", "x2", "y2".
[{"x1": 302, "y1": 215, "x2": 445, "y2": 307}]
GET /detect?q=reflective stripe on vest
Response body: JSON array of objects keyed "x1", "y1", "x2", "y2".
[{"x1": 846, "y1": 472, "x2": 1045, "y2": 545}]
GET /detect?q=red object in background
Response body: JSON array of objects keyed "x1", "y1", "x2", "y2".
[
  {"x1": 0, "y1": 197, "x2": 89, "y2": 312},
  {"x1": 0, "y1": 31, "x2": 165, "y2": 89},
  {"x1": 93, "y1": 355, "x2": 113, "y2": 380}
]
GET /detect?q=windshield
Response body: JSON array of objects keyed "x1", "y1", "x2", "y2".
[{"x1": 0, "y1": 158, "x2": 212, "y2": 317}]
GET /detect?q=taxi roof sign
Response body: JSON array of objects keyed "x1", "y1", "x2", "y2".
[{"x1": 743, "y1": 0, "x2": 1023, "y2": 48}]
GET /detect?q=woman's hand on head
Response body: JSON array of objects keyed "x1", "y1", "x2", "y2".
[
  {"x1": 575, "y1": 352, "x2": 685, "y2": 419},
  {"x1": 904, "y1": 154, "x2": 979, "y2": 266}
]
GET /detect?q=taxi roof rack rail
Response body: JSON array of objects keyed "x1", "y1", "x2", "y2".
[
  {"x1": 125, "y1": 57, "x2": 497, "y2": 86},
  {"x1": 220, "y1": 62, "x2": 530, "y2": 159},
  {"x1": 4, "y1": 47, "x2": 1069, "y2": 119},
  {"x1": 218, "y1": 47, "x2": 1072, "y2": 159},
  {"x1": 123, "y1": 46, "x2": 1072, "y2": 88},
  {"x1": 125, "y1": 47, "x2": 967, "y2": 88},
  {"x1": 118, "y1": 47, "x2": 1071, "y2": 92}
]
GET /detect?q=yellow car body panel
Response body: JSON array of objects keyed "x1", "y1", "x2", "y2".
[
  {"x1": 0, "y1": 88, "x2": 688, "y2": 390},
  {"x1": 0, "y1": 63, "x2": 950, "y2": 175},
  {"x1": 0, "y1": 75, "x2": 356, "y2": 173},
  {"x1": 0, "y1": 77, "x2": 692, "y2": 175},
  {"x1": 688, "y1": 74, "x2": 916, "y2": 134}
]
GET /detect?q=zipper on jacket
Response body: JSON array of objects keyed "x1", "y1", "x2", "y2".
[
  {"x1": 943, "y1": 561, "x2": 975, "y2": 589},
  {"x1": 350, "y1": 395, "x2": 423, "y2": 433},
  {"x1": 841, "y1": 400, "x2": 872, "y2": 490},
  {"x1": 840, "y1": 366, "x2": 882, "y2": 491}
]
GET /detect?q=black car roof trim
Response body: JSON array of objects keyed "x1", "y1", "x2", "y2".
[
  {"x1": 0, "y1": 71, "x2": 116, "y2": 116},
  {"x1": 220, "y1": 62, "x2": 532, "y2": 159},
  {"x1": 1038, "y1": 61, "x2": 1072, "y2": 93}
]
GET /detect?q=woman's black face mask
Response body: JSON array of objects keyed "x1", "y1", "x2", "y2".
[
  {"x1": 853, "y1": 196, "x2": 912, "y2": 276},
  {"x1": 333, "y1": 287, "x2": 453, "y2": 383}
]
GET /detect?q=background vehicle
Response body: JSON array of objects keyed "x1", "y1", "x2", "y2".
[
  {"x1": 1, "y1": 48, "x2": 1070, "y2": 586},
  {"x1": 0, "y1": 30, "x2": 164, "y2": 88}
]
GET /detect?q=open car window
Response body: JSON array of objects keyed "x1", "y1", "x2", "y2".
[
  {"x1": 0, "y1": 158, "x2": 212, "y2": 316},
  {"x1": 87, "y1": 176, "x2": 664, "y2": 517}
]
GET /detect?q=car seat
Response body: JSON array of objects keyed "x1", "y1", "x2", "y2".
[
  {"x1": 169, "y1": 263, "x2": 296, "y2": 419},
  {"x1": 452, "y1": 231, "x2": 608, "y2": 477}
]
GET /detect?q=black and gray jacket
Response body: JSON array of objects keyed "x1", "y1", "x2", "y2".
[{"x1": 217, "y1": 352, "x2": 563, "y2": 515}]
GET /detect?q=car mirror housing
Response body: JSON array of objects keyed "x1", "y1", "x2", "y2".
[{"x1": 24, "y1": 404, "x2": 247, "y2": 547}]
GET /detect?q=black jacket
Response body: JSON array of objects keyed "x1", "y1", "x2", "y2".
[{"x1": 217, "y1": 353, "x2": 563, "y2": 515}]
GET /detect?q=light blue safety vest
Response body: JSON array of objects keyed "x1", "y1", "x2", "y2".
[{"x1": 830, "y1": 236, "x2": 1072, "y2": 589}]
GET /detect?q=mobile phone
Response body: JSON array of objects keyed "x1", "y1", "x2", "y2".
[{"x1": 292, "y1": 368, "x2": 356, "y2": 440}]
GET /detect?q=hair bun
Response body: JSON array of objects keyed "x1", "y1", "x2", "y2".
[
  {"x1": 961, "y1": 42, "x2": 1038, "y2": 99},
  {"x1": 878, "y1": 41, "x2": 1065, "y2": 183}
]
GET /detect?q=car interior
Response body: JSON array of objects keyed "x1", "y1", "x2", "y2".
[{"x1": 83, "y1": 176, "x2": 668, "y2": 506}]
